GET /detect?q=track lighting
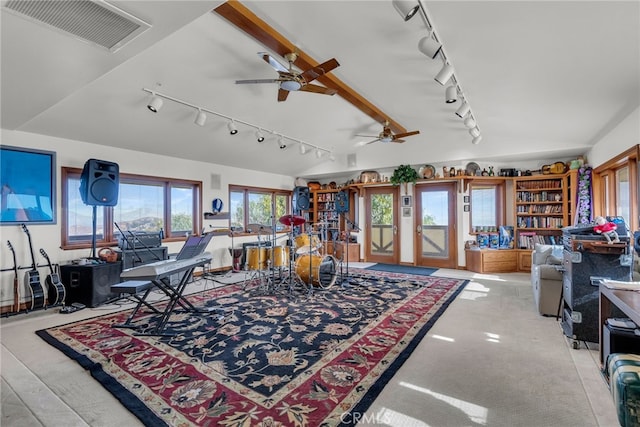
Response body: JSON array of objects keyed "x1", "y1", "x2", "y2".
[
  {"x1": 434, "y1": 63, "x2": 454, "y2": 86},
  {"x1": 418, "y1": 34, "x2": 442, "y2": 59},
  {"x1": 141, "y1": 87, "x2": 332, "y2": 158},
  {"x1": 194, "y1": 109, "x2": 207, "y2": 126},
  {"x1": 227, "y1": 120, "x2": 238, "y2": 135},
  {"x1": 392, "y1": 0, "x2": 420, "y2": 21},
  {"x1": 455, "y1": 101, "x2": 470, "y2": 118},
  {"x1": 147, "y1": 94, "x2": 163, "y2": 113},
  {"x1": 472, "y1": 135, "x2": 482, "y2": 145},
  {"x1": 445, "y1": 85, "x2": 457, "y2": 104},
  {"x1": 463, "y1": 115, "x2": 476, "y2": 128},
  {"x1": 469, "y1": 127, "x2": 481, "y2": 138}
]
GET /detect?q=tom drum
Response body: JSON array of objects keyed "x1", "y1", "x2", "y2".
[
  {"x1": 269, "y1": 246, "x2": 290, "y2": 268},
  {"x1": 295, "y1": 254, "x2": 337, "y2": 289},
  {"x1": 246, "y1": 246, "x2": 268, "y2": 271},
  {"x1": 294, "y1": 233, "x2": 321, "y2": 254}
]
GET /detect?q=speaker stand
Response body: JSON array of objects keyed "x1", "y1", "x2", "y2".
[{"x1": 91, "y1": 204, "x2": 97, "y2": 259}]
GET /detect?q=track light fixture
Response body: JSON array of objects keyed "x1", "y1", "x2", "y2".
[
  {"x1": 418, "y1": 34, "x2": 442, "y2": 59},
  {"x1": 227, "y1": 120, "x2": 238, "y2": 135},
  {"x1": 463, "y1": 115, "x2": 476, "y2": 128},
  {"x1": 141, "y1": 87, "x2": 333, "y2": 159},
  {"x1": 194, "y1": 109, "x2": 207, "y2": 126},
  {"x1": 299, "y1": 143, "x2": 308, "y2": 154},
  {"x1": 392, "y1": 0, "x2": 420, "y2": 21},
  {"x1": 472, "y1": 135, "x2": 482, "y2": 145},
  {"x1": 455, "y1": 101, "x2": 470, "y2": 118},
  {"x1": 445, "y1": 85, "x2": 457, "y2": 104},
  {"x1": 434, "y1": 63, "x2": 454, "y2": 86},
  {"x1": 147, "y1": 94, "x2": 163, "y2": 113},
  {"x1": 469, "y1": 127, "x2": 481, "y2": 138}
]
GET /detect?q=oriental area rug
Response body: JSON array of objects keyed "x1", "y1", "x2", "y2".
[{"x1": 37, "y1": 269, "x2": 467, "y2": 427}]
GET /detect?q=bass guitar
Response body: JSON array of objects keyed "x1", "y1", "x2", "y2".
[
  {"x1": 20, "y1": 224, "x2": 45, "y2": 310},
  {"x1": 7, "y1": 241, "x2": 21, "y2": 313},
  {"x1": 39, "y1": 248, "x2": 66, "y2": 306}
]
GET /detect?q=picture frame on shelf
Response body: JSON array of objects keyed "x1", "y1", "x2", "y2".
[
  {"x1": 401, "y1": 195, "x2": 412, "y2": 207},
  {"x1": 402, "y1": 207, "x2": 412, "y2": 217}
]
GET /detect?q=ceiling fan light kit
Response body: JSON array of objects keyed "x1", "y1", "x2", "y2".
[{"x1": 393, "y1": 0, "x2": 421, "y2": 21}]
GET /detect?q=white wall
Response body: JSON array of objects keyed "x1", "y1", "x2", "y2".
[
  {"x1": 587, "y1": 106, "x2": 640, "y2": 167},
  {"x1": 0, "y1": 130, "x2": 294, "y2": 308}
]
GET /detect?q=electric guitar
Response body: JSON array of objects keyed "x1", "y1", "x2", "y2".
[
  {"x1": 7, "y1": 241, "x2": 20, "y2": 313},
  {"x1": 39, "y1": 248, "x2": 66, "y2": 306},
  {"x1": 20, "y1": 224, "x2": 45, "y2": 310}
]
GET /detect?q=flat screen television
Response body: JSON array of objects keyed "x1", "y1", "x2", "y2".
[{"x1": 1, "y1": 145, "x2": 56, "y2": 225}]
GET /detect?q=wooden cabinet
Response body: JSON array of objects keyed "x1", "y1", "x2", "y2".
[
  {"x1": 513, "y1": 170, "x2": 576, "y2": 250},
  {"x1": 516, "y1": 249, "x2": 533, "y2": 272},
  {"x1": 323, "y1": 241, "x2": 360, "y2": 262},
  {"x1": 465, "y1": 249, "x2": 517, "y2": 273}
]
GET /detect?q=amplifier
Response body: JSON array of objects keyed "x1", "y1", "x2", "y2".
[{"x1": 118, "y1": 232, "x2": 162, "y2": 249}]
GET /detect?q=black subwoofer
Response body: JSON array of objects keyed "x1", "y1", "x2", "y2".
[
  {"x1": 80, "y1": 159, "x2": 119, "y2": 206},
  {"x1": 60, "y1": 262, "x2": 122, "y2": 307}
]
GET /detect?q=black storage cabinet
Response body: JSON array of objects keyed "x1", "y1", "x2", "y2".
[
  {"x1": 561, "y1": 245, "x2": 632, "y2": 347},
  {"x1": 60, "y1": 262, "x2": 122, "y2": 307}
]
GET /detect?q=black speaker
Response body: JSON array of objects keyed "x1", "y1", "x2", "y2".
[
  {"x1": 335, "y1": 190, "x2": 349, "y2": 213},
  {"x1": 634, "y1": 231, "x2": 640, "y2": 254},
  {"x1": 60, "y1": 262, "x2": 122, "y2": 307},
  {"x1": 293, "y1": 186, "x2": 310, "y2": 210},
  {"x1": 80, "y1": 159, "x2": 119, "y2": 206}
]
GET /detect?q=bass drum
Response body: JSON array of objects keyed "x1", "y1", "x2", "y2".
[{"x1": 295, "y1": 254, "x2": 337, "y2": 289}]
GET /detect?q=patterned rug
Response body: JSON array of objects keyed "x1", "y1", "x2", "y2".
[
  {"x1": 37, "y1": 269, "x2": 466, "y2": 426},
  {"x1": 364, "y1": 263, "x2": 437, "y2": 276}
]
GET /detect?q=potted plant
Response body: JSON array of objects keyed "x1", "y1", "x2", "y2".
[{"x1": 390, "y1": 164, "x2": 419, "y2": 194}]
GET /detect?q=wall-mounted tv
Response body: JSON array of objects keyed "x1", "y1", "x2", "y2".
[{"x1": 1, "y1": 145, "x2": 56, "y2": 225}]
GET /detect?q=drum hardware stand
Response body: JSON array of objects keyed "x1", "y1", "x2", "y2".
[{"x1": 337, "y1": 213, "x2": 361, "y2": 288}]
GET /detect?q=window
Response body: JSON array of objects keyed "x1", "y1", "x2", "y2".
[
  {"x1": 469, "y1": 181, "x2": 505, "y2": 232},
  {"x1": 593, "y1": 145, "x2": 639, "y2": 231},
  {"x1": 61, "y1": 167, "x2": 202, "y2": 249},
  {"x1": 229, "y1": 185, "x2": 290, "y2": 231}
]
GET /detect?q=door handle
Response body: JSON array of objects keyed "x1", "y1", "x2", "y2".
[
  {"x1": 416, "y1": 225, "x2": 422, "y2": 234},
  {"x1": 393, "y1": 225, "x2": 398, "y2": 235}
]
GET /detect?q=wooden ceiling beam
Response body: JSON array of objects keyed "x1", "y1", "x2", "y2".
[{"x1": 214, "y1": 0, "x2": 407, "y2": 135}]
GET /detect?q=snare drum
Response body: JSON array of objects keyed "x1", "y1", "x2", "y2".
[
  {"x1": 295, "y1": 254, "x2": 337, "y2": 289},
  {"x1": 269, "y1": 246, "x2": 290, "y2": 268},
  {"x1": 246, "y1": 246, "x2": 268, "y2": 270},
  {"x1": 294, "y1": 233, "x2": 321, "y2": 254}
]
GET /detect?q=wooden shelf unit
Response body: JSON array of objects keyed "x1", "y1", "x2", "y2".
[{"x1": 465, "y1": 249, "x2": 517, "y2": 273}]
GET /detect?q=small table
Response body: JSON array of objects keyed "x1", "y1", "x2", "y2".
[{"x1": 599, "y1": 284, "x2": 640, "y2": 366}]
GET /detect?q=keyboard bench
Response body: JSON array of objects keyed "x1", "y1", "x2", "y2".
[{"x1": 111, "y1": 280, "x2": 160, "y2": 330}]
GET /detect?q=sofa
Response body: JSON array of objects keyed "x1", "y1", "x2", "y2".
[{"x1": 531, "y1": 244, "x2": 565, "y2": 316}]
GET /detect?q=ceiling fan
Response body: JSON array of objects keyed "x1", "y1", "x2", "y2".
[
  {"x1": 357, "y1": 121, "x2": 420, "y2": 145},
  {"x1": 235, "y1": 52, "x2": 340, "y2": 102}
]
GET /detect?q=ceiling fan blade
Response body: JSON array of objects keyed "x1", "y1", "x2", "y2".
[
  {"x1": 299, "y1": 83, "x2": 337, "y2": 95},
  {"x1": 277, "y1": 88, "x2": 290, "y2": 102},
  {"x1": 355, "y1": 134, "x2": 377, "y2": 138},
  {"x1": 300, "y1": 58, "x2": 340, "y2": 83},
  {"x1": 260, "y1": 52, "x2": 288, "y2": 73},
  {"x1": 393, "y1": 139, "x2": 406, "y2": 143},
  {"x1": 236, "y1": 78, "x2": 280, "y2": 84},
  {"x1": 393, "y1": 130, "x2": 420, "y2": 139},
  {"x1": 365, "y1": 138, "x2": 381, "y2": 145}
]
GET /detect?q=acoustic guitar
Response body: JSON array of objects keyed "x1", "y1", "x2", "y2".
[
  {"x1": 40, "y1": 248, "x2": 66, "y2": 306},
  {"x1": 20, "y1": 224, "x2": 45, "y2": 310},
  {"x1": 7, "y1": 240, "x2": 20, "y2": 313},
  {"x1": 541, "y1": 161, "x2": 568, "y2": 175}
]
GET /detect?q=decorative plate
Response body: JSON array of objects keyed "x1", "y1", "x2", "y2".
[
  {"x1": 421, "y1": 164, "x2": 436, "y2": 179},
  {"x1": 465, "y1": 162, "x2": 480, "y2": 176}
]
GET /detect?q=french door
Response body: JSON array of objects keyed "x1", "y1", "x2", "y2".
[
  {"x1": 415, "y1": 183, "x2": 457, "y2": 268},
  {"x1": 364, "y1": 187, "x2": 399, "y2": 264}
]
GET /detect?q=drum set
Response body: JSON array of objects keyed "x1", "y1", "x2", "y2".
[{"x1": 238, "y1": 214, "x2": 340, "y2": 295}]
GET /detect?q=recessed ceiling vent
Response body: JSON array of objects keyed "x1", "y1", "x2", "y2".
[{"x1": 3, "y1": 0, "x2": 151, "y2": 52}]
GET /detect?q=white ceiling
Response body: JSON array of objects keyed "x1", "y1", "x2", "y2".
[{"x1": 2, "y1": 1, "x2": 639, "y2": 180}]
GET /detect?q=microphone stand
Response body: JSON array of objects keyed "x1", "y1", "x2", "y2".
[{"x1": 114, "y1": 222, "x2": 143, "y2": 266}]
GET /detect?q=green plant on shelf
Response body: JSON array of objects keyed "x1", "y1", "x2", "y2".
[{"x1": 390, "y1": 164, "x2": 420, "y2": 194}]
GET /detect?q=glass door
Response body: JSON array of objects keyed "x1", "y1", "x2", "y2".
[
  {"x1": 364, "y1": 187, "x2": 399, "y2": 264},
  {"x1": 415, "y1": 183, "x2": 457, "y2": 268}
]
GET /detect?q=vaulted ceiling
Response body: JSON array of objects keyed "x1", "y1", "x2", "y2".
[{"x1": 2, "y1": 1, "x2": 639, "y2": 180}]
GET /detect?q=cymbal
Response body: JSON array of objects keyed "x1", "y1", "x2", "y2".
[
  {"x1": 278, "y1": 214, "x2": 305, "y2": 226},
  {"x1": 247, "y1": 223, "x2": 273, "y2": 234}
]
